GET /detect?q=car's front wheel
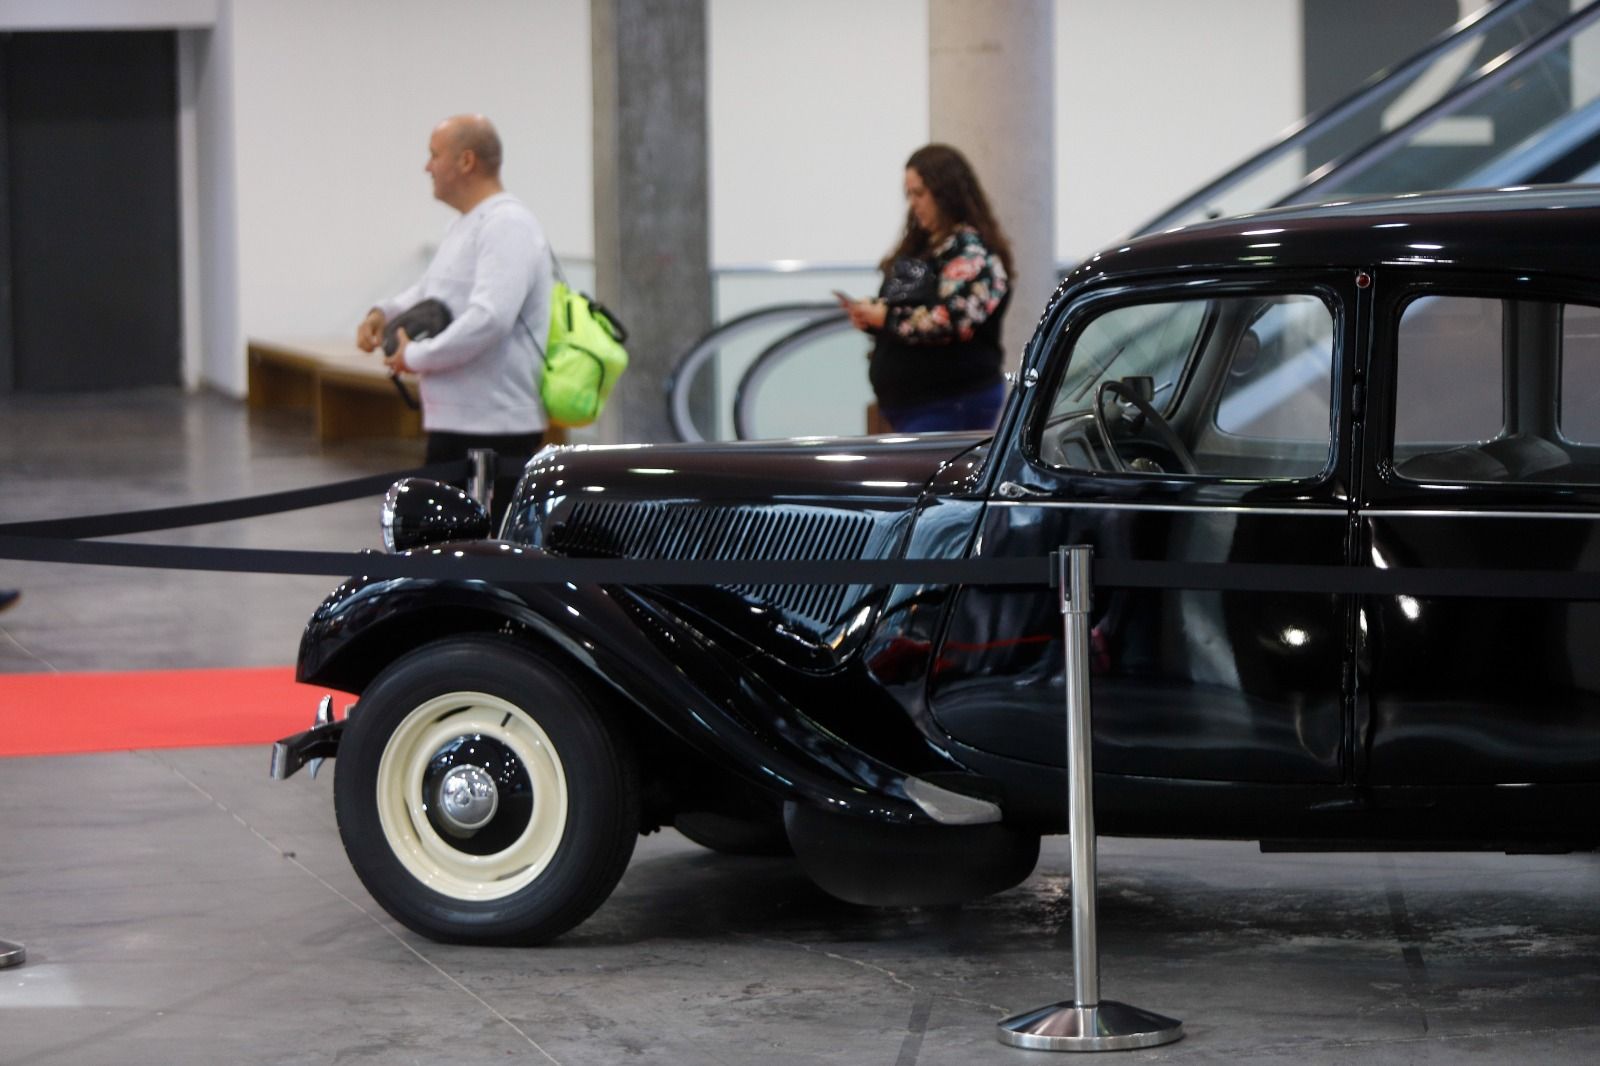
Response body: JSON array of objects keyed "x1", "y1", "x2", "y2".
[{"x1": 333, "y1": 636, "x2": 638, "y2": 945}]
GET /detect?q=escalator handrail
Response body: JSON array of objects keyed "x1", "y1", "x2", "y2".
[
  {"x1": 732, "y1": 311, "x2": 854, "y2": 441},
  {"x1": 1130, "y1": 0, "x2": 1556, "y2": 236},
  {"x1": 1456, "y1": 91, "x2": 1600, "y2": 188},
  {"x1": 1281, "y1": 0, "x2": 1600, "y2": 205},
  {"x1": 666, "y1": 301, "x2": 841, "y2": 442}
]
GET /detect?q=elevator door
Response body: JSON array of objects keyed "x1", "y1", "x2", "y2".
[{"x1": 2, "y1": 31, "x2": 180, "y2": 392}]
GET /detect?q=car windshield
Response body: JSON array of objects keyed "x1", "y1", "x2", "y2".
[{"x1": 1053, "y1": 302, "x2": 1206, "y2": 413}]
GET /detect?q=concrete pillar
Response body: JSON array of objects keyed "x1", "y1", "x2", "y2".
[
  {"x1": 591, "y1": 0, "x2": 711, "y2": 444},
  {"x1": 928, "y1": 0, "x2": 1055, "y2": 370},
  {"x1": 0, "y1": 47, "x2": 13, "y2": 394}
]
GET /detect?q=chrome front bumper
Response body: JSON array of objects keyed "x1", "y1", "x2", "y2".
[{"x1": 269, "y1": 694, "x2": 347, "y2": 780}]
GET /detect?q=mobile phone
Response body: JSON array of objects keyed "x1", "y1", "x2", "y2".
[{"x1": 832, "y1": 289, "x2": 853, "y2": 306}]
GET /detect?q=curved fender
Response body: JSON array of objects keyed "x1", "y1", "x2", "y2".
[{"x1": 297, "y1": 544, "x2": 958, "y2": 826}]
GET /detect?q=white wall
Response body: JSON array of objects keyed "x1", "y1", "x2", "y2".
[
  {"x1": 1056, "y1": 0, "x2": 1303, "y2": 262},
  {"x1": 225, "y1": 0, "x2": 591, "y2": 393},
  {"x1": 0, "y1": 0, "x2": 214, "y2": 29},
  {"x1": 709, "y1": 0, "x2": 1302, "y2": 268},
  {"x1": 707, "y1": 0, "x2": 1303, "y2": 268},
  {"x1": 708, "y1": 0, "x2": 927, "y2": 267},
  {"x1": 190, "y1": 7, "x2": 240, "y2": 397}
]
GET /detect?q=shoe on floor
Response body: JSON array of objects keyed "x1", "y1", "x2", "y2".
[{"x1": 0, "y1": 590, "x2": 19, "y2": 613}]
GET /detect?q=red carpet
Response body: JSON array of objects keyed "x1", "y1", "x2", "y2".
[{"x1": 0, "y1": 667, "x2": 349, "y2": 757}]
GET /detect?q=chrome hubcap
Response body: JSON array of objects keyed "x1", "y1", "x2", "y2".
[{"x1": 437, "y1": 763, "x2": 499, "y2": 832}]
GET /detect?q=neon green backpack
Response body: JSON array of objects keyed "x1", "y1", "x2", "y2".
[{"x1": 539, "y1": 276, "x2": 629, "y2": 428}]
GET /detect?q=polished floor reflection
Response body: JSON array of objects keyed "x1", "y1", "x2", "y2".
[
  {"x1": 1, "y1": 389, "x2": 1597, "y2": 1064},
  {"x1": 0, "y1": 388, "x2": 420, "y2": 673}
]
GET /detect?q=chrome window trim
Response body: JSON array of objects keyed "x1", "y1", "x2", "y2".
[
  {"x1": 1363, "y1": 507, "x2": 1600, "y2": 521},
  {"x1": 987, "y1": 499, "x2": 1346, "y2": 517},
  {"x1": 989, "y1": 500, "x2": 1600, "y2": 521}
]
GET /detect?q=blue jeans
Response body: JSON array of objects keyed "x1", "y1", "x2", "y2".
[{"x1": 879, "y1": 380, "x2": 1006, "y2": 433}]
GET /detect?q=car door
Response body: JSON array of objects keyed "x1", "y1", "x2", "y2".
[
  {"x1": 1360, "y1": 272, "x2": 1600, "y2": 784},
  {"x1": 930, "y1": 271, "x2": 1361, "y2": 785}
]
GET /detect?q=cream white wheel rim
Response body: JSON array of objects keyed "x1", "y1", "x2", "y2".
[{"x1": 375, "y1": 691, "x2": 568, "y2": 902}]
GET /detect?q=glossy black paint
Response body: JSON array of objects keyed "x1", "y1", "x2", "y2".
[
  {"x1": 1357, "y1": 263, "x2": 1600, "y2": 788},
  {"x1": 296, "y1": 186, "x2": 1600, "y2": 850},
  {"x1": 382, "y1": 478, "x2": 489, "y2": 552},
  {"x1": 297, "y1": 544, "x2": 950, "y2": 826}
]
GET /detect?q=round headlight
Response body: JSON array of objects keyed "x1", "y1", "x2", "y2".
[{"x1": 381, "y1": 478, "x2": 490, "y2": 553}]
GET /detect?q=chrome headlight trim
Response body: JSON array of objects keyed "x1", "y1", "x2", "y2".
[{"x1": 380, "y1": 482, "x2": 402, "y2": 553}]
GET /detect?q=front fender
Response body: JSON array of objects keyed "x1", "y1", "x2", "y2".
[{"x1": 296, "y1": 543, "x2": 979, "y2": 826}]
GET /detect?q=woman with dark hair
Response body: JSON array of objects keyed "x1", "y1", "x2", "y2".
[{"x1": 839, "y1": 143, "x2": 1014, "y2": 433}]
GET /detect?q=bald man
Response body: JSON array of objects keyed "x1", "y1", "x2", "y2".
[{"x1": 357, "y1": 114, "x2": 551, "y2": 520}]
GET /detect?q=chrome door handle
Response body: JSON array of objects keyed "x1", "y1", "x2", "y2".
[{"x1": 996, "y1": 481, "x2": 1050, "y2": 500}]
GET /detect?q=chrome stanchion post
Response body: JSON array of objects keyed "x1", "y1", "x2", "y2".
[
  {"x1": 998, "y1": 545, "x2": 1183, "y2": 1052},
  {"x1": 0, "y1": 939, "x2": 23, "y2": 969},
  {"x1": 467, "y1": 448, "x2": 495, "y2": 513}
]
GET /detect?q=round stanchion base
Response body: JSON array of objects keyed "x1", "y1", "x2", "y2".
[
  {"x1": 0, "y1": 940, "x2": 24, "y2": 969},
  {"x1": 997, "y1": 1000, "x2": 1183, "y2": 1052}
]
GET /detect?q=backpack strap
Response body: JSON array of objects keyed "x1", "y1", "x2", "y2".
[{"x1": 515, "y1": 246, "x2": 558, "y2": 363}]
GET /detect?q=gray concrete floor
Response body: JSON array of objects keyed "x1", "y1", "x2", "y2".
[{"x1": 2, "y1": 389, "x2": 1597, "y2": 1064}]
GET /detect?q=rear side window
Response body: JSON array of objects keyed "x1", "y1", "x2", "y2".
[
  {"x1": 1560, "y1": 303, "x2": 1600, "y2": 443},
  {"x1": 1393, "y1": 294, "x2": 1600, "y2": 485},
  {"x1": 1394, "y1": 296, "x2": 1504, "y2": 447}
]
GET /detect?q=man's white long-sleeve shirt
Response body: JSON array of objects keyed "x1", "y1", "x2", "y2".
[{"x1": 377, "y1": 192, "x2": 550, "y2": 434}]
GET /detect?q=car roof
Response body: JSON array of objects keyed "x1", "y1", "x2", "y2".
[{"x1": 1069, "y1": 185, "x2": 1600, "y2": 286}]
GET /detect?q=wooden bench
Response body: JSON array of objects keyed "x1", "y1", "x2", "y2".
[
  {"x1": 248, "y1": 338, "x2": 423, "y2": 442},
  {"x1": 248, "y1": 339, "x2": 572, "y2": 447}
]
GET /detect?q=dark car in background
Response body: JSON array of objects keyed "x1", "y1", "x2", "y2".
[{"x1": 273, "y1": 186, "x2": 1600, "y2": 945}]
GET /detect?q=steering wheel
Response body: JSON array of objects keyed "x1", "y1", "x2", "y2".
[{"x1": 1092, "y1": 380, "x2": 1200, "y2": 475}]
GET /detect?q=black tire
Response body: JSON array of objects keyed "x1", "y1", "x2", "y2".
[
  {"x1": 675, "y1": 810, "x2": 793, "y2": 856},
  {"x1": 333, "y1": 636, "x2": 638, "y2": 945}
]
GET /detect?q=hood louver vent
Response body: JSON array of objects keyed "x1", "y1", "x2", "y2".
[{"x1": 549, "y1": 500, "x2": 874, "y2": 629}]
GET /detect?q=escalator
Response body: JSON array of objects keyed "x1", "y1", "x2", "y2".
[
  {"x1": 1132, "y1": 0, "x2": 1588, "y2": 233},
  {"x1": 672, "y1": 0, "x2": 1600, "y2": 442}
]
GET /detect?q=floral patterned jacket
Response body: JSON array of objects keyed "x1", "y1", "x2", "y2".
[
  {"x1": 883, "y1": 225, "x2": 1009, "y2": 345},
  {"x1": 869, "y1": 225, "x2": 1012, "y2": 407}
]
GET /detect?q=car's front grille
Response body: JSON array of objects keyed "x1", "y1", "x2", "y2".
[{"x1": 549, "y1": 500, "x2": 875, "y2": 627}]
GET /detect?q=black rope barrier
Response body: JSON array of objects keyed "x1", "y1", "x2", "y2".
[
  {"x1": 0, "y1": 460, "x2": 473, "y2": 539},
  {"x1": 0, "y1": 536, "x2": 1044, "y2": 586},
  {"x1": 4, "y1": 466, "x2": 1600, "y2": 598}
]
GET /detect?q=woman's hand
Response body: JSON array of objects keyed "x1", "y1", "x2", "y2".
[{"x1": 844, "y1": 298, "x2": 887, "y2": 332}]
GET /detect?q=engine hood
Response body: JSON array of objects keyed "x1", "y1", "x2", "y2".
[
  {"x1": 499, "y1": 432, "x2": 991, "y2": 671},
  {"x1": 509, "y1": 432, "x2": 990, "y2": 516}
]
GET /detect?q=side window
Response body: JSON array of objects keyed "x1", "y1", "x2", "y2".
[
  {"x1": 1040, "y1": 293, "x2": 1336, "y2": 480},
  {"x1": 1394, "y1": 296, "x2": 1504, "y2": 449},
  {"x1": 1559, "y1": 304, "x2": 1600, "y2": 443},
  {"x1": 1393, "y1": 294, "x2": 1600, "y2": 485}
]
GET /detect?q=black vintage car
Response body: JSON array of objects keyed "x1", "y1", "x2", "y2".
[{"x1": 273, "y1": 186, "x2": 1600, "y2": 945}]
